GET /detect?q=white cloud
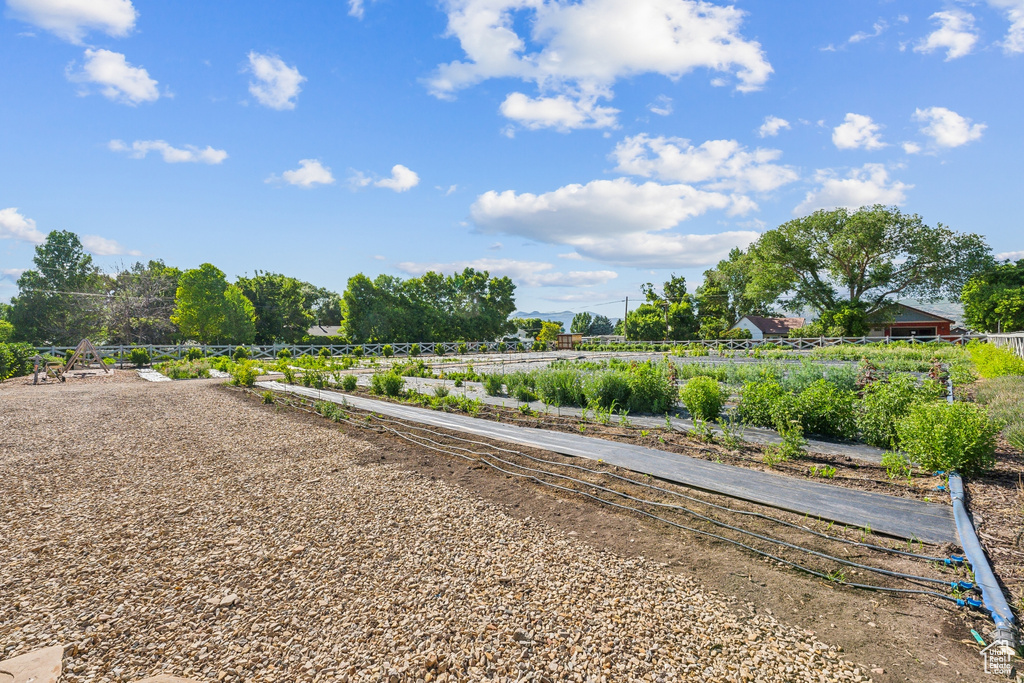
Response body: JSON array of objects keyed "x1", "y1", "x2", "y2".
[
  {"x1": 429, "y1": 0, "x2": 772, "y2": 130},
  {"x1": 81, "y1": 235, "x2": 140, "y2": 256},
  {"x1": 396, "y1": 258, "x2": 618, "y2": 288},
  {"x1": 902, "y1": 141, "x2": 922, "y2": 154},
  {"x1": 648, "y1": 95, "x2": 673, "y2": 116},
  {"x1": 499, "y1": 91, "x2": 619, "y2": 131},
  {"x1": 611, "y1": 134, "x2": 798, "y2": 194},
  {"x1": 109, "y1": 139, "x2": 227, "y2": 164},
  {"x1": 375, "y1": 164, "x2": 420, "y2": 192},
  {"x1": 987, "y1": 0, "x2": 1024, "y2": 53},
  {"x1": 757, "y1": 115, "x2": 790, "y2": 138},
  {"x1": 996, "y1": 250, "x2": 1024, "y2": 261},
  {"x1": 352, "y1": 164, "x2": 421, "y2": 192},
  {"x1": 914, "y1": 10, "x2": 978, "y2": 60},
  {"x1": 268, "y1": 159, "x2": 335, "y2": 188},
  {"x1": 849, "y1": 19, "x2": 888, "y2": 44},
  {"x1": 469, "y1": 177, "x2": 759, "y2": 268},
  {"x1": 246, "y1": 52, "x2": 305, "y2": 110},
  {"x1": 348, "y1": 0, "x2": 378, "y2": 19},
  {"x1": 0, "y1": 207, "x2": 46, "y2": 244},
  {"x1": 832, "y1": 113, "x2": 886, "y2": 150},
  {"x1": 912, "y1": 107, "x2": 986, "y2": 148},
  {"x1": 7, "y1": 0, "x2": 136, "y2": 44},
  {"x1": 1, "y1": 268, "x2": 25, "y2": 283},
  {"x1": 68, "y1": 49, "x2": 159, "y2": 105},
  {"x1": 795, "y1": 164, "x2": 912, "y2": 215}
]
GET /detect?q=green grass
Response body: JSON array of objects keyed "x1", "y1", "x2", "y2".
[{"x1": 974, "y1": 375, "x2": 1024, "y2": 451}]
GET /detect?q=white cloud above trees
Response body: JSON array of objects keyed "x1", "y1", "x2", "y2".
[
  {"x1": 757, "y1": 116, "x2": 790, "y2": 138},
  {"x1": 913, "y1": 107, "x2": 986, "y2": 148},
  {"x1": 67, "y1": 49, "x2": 160, "y2": 105},
  {"x1": 0, "y1": 207, "x2": 46, "y2": 245},
  {"x1": 7, "y1": 0, "x2": 136, "y2": 44},
  {"x1": 81, "y1": 235, "x2": 140, "y2": 256},
  {"x1": 428, "y1": 0, "x2": 771, "y2": 131},
  {"x1": 246, "y1": 52, "x2": 305, "y2": 110},
  {"x1": 832, "y1": 113, "x2": 886, "y2": 150},
  {"x1": 395, "y1": 258, "x2": 618, "y2": 287},
  {"x1": 914, "y1": 10, "x2": 979, "y2": 60},
  {"x1": 268, "y1": 159, "x2": 335, "y2": 188},
  {"x1": 109, "y1": 140, "x2": 228, "y2": 164},
  {"x1": 795, "y1": 164, "x2": 911, "y2": 215}
]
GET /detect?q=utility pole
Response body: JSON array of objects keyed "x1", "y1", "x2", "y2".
[{"x1": 623, "y1": 296, "x2": 629, "y2": 335}]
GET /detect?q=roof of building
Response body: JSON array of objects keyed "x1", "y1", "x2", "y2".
[
  {"x1": 737, "y1": 315, "x2": 806, "y2": 335},
  {"x1": 887, "y1": 303, "x2": 956, "y2": 324}
]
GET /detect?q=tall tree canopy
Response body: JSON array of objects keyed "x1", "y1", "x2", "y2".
[
  {"x1": 236, "y1": 272, "x2": 313, "y2": 344},
  {"x1": 171, "y1": 264, "x2": 256, "y2": 344},
  {"x1": 962, "y1": 259, "x2": 1024, "y2": 333},
  {"x1": 9, "y1": 230, "x2": 108, "y2": 345},
  {"x1": 632, "y1": 274, "x2": 698, "y2": 340},
  {"x1": 695, "y1": 247, "x2": 776, "y2": 338},
  {"x1": 570, "y1": 312, "x2": 593, "y2": 335},
  {"x1": 107, "y1": 260, "x2": 181, "y2": 345},
  {"x1": 746, "y1": 206, "x2": 991, "y2": 319},
  {"x1": 343, "y1": 268, "x2": 516, "y2": 343}
]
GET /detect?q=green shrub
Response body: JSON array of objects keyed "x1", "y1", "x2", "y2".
[
  {"x1": 282, "y1": 366, "x2": 296, "y2": 384},
  {"x1": 382, "y1": 344, "x2": 394, "y2": 358},
  {"x1": 968, "y1": 341, "x2": 1024, "y2": 378},
  {"x1": 737, "y1": 379, "x2": 787, "y2": 428},
  {"x1": 232, "y1": 345, "x2": 251, "y2": 361},
  {"x1": 531, "y1": 340, "x2": 547, "y2": 352},
  {"x1": 0, "y1": 342, "x2": 34, "y2": 381},
  {"x1": 261, "y1": 390, "x2": 275, "y2": 404},
  {"x1": 457, "y1": 341, "x2": 468, "y2": 355},
  {"x1": 680, "y1": 376, "x2": 724, "y2": 422},
  {"x1": 433, "y1": 384, "x2": 450, "y2": 398},
  {"x1": 896, "y1": 402, "x2": 1000, "y2": 475},
  {"x1": 185, "y1": 347, "x2": 204, "y2": 361},
  {"x1": 515, "y1": 342, "x2": 525, "y2": 352},
  {"x1": 318, "y1": 347, "x2": 331, "y2": 359},
  {"x1": 352, "y1": 346, "x2": 364, "y2": 357},
  {"x1": 497, "y1": 342, "x2": 507, "y2": 353},
  {"x1": 341, "y1": 374, "x2": 358, "y2": 391},
  {"x1": 536, "y1": 367, "x2": 585, "y2": 407},
  {"x1": 794, "y1": 379, "x2": 856, "y2": 439},
  {"x1": 409, "y1": 343, "x2": 420, "y2": 357},
  {"x1": 582, "y1": 370, "x2": 631, "y2": 410},
  {"x1": 974, "y1": 376, "x2": 1024, "y2": 452},
  {"x1": 370, "y1": 370, "x2": 405, "y2": 397},
  {"x1": 856, "y1": 373, "x2": 927, "y2": 448},
  {"x1": 230, "y1": 362, "x2": 257, "y2": 388},
  {"x1": 482, "y1": 373, "x2": 504, "y2": 396},
  {"x1": 434, "y1": 344, "x2": 445, "y2": 356},
  {"x1": 276, "y1": 348, "x2": 292, "y2": 359},
  {"x1": 129, "y1": 347, "x2": 151, "y2": 368},
  {"x1": 625, "y1": 362, "x2": 676, "y2": 414}
]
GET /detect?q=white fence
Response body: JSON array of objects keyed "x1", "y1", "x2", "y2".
[
  {"x1": 987, "y1": 333, "x2": 1024, "y2": 359},
  {"x1": 33, "y1": 333, "x2": 992, "y2": 361}
]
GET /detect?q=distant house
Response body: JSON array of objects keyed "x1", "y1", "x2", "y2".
[
  {"x1": 867, "y1": 304, "x2": 954, "y2": 338},
  {"x1": 730, "y1": 316, "x2": 806, "y2": 340},
  {"x1": 307, "y1": 325, "x2": 343, "y2": 337}
]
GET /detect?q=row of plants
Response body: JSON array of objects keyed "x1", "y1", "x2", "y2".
[{"x1": 673, "y1": 358, "x2": 859, "y2": 392}]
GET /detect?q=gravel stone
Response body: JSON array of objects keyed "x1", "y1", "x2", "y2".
[{"x1": 0, "y1": 376, "x2": 863, "y2": 681}]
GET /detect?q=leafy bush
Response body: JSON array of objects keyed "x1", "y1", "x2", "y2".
[
  {"x1": 497, "y1": 342, "x2": 507, "y2": 353},
  {"x1": 0, "y1": 342, "x2": 34, "y2": 381},
  {"x1": 230, "y1": 362, "x2": 257, "y2": 387},
  {"x1": 974, "y1": 375, "x2": 1024, "y2": 452},
  {"x1": 737, "y1": 379, "x2": 787, "y2": 428},
  {"x1": 625, "y1": 361, "x2": 676, "y2": 414},
  {"x1": 457, "y1": 341, "x2": 468, "y2": 355},
  {"x1": 856, "y1": 373, "x2": 928, "y2": 448},
  {"x1": 370, "y1": 370, "x2": 405, "y2": 396},
  {"x1": 433, "y1": 384, "x2": 450, "y2": 398},
  {"x1": 515, "y1": 342, "x2": 525, "y2": 352},
  {"x1": 318, "y1": 347, "x2": 331, "y2": 359},
  {"x1": 434, "y1": 344, "x2": 445, "y2": 356},
  {"x1": 261, "y1": 390, "x2": 275, "y2": 405},
  {"x1": 536, "y1": 367, "x2": 585, "y2": 407},
  {"x1": 896, "y1": 402, "x2": 1000, "y2": 475},
  {"x1": 185, "y1": 347, "x2": 204, "y2": 361},
  {"x1": 409, "y1": 343, "x2": 420, "y2": 357},
  {"x1": 968, "y1": 341, "x2": 1024, "y2": 378},
  {"x1": 276, "y1": 348, "x2": 292, "y2": 359},
  {"x1": 482, "y1": 373, "x2": 505, "y2": 396},
  {"x1": 793, "y1": 379, "x2": 856, "y2": 439},
  {"x1": 582, "y1": 370, "x2": 631, "y2": 410},
  {"x1": 129, "y1": 347, "x2": 151, "y2": 368},
  {"x1": 352, "y1": 346, "x2": 364, "y2": 357},
  {"x1": 232, "y1": 345, "x2": 251, "y2": 361},
  {"x1": 531, "y1": 340, "x2": 547, "y2": 352},
  {"x1": 382, "y1": 344, "x2": 394, "y2": 358},
  {"x1": 680, "y1": 376, "x2": 724, "y2": 422},
  {"x1": 157, "y1": 359, "x2": 211, "y2": 379},
  {"x1": 341, "y1": 374, "x2": 358, "y2": 391},
  {"x1": 282, "y1": 366, "x2": 296, "y2": 384}
]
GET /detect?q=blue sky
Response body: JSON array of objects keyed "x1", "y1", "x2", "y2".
[{"x1": 2, "y1": 0, "x2": 1022, "y2": 317}]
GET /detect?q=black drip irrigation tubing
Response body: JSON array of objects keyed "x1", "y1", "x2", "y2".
[{"x1": 261, "y1": 388, "x2": 972, "y2": 607}]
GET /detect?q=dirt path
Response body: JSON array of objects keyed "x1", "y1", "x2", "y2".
[{"x1": 0, "y1": 374, "x2": 998, "y2": 681}]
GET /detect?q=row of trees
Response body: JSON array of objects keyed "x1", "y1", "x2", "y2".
[
  {"x1": 4, "y1": 231, "x2": 343, "y2": 346},
  {"x1": 616, "y1": 205, "x2": 998, "y2": 341}
]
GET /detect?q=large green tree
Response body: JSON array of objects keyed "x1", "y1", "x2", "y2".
[
  {"x1": 570, "y1": 312, "x2": 593, "y2": 335},
  {"x1": 962, "y1": 259, "x2": 1024, "y2": 333},
  {"x1": 589, "y1": 314, "x2": 614, "y2": 335},
  {"x1": 745, "y1": 206, "x2": 991, "y2": 331},
  {"x1": 624, "y1": 304, "x2": 667, "y2": 341},
  {"x1": 695, "y1": 248, "x2": 776, "y2": 338},
  {"x1": 171, "y1": 264, "x2": 255, "y2": 344},
  {"x1": 635, "y1": 274, "x2": 698, "y2": 340},
  {"x1": 235, "y1": 272, "x2": 314, "y2": 344},
  {"x1": 9, "y1": 230, "x2": 108, "y2": 345},
  {"x1": 107, "y1": 260, "x2": 181, "y2": 345},
  {"x1": 343, "y1": 268, "x2": 516, "y2": 343}
]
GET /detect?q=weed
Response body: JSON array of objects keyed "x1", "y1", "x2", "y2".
[
  {"x1": 261, "y1": 390, "x2": 275, "y2": 404},
  {"x1": 809, "y1": 465, "x2": 837, "y2": 479},
  {"x1": 482, "y1": 373, "x2": 505, "y2": 396},
  {"x1": 579, "y1": 424, "x2": 587, "y2": 433},
  {"x1": 716, "y1": 410, "x2": 745, "y2": 450},
  {"x1": 882, "y1": 451, "x2": 914, "y2": 481},
  {"x1": 640, "y1": 429, "x2": 649, "y2": 437},
  {"x1": 825, "y1": 569, "x2": 847, "y2": 583},
  {"x1": 691, "y1": 418, "x2": 716, "y2": 443},
  {"x1": 518, "y1": 404, "x2": 533, "y2": 416},
  {"x1": 619, "y1": 410, "x2": 632, "y2": 427}
]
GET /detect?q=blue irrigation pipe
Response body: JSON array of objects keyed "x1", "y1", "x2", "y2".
[{"x1": 948, "y1": 473, "x2": 1018, "y2": 647}]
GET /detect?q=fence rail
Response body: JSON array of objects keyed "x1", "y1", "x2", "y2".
[{"x1": 32, "y1": 333, "x2": 1004, "y2": 361}]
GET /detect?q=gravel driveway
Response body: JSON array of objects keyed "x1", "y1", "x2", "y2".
[{"x1": 0, "y1": 374, "x2": 863, "y2": 682}]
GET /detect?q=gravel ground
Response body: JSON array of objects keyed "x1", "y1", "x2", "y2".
[{"x1": 0, "y1": 373, "x2": 866, "y2": 682}]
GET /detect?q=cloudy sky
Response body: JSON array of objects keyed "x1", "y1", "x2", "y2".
[{"x1": 1, "y1": 0, "x2": 1022, "y2": 314}]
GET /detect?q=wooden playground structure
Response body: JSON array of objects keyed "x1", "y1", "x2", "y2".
[{"x1": 33, "y1": 339, "x2": 110, "y2": 383}]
